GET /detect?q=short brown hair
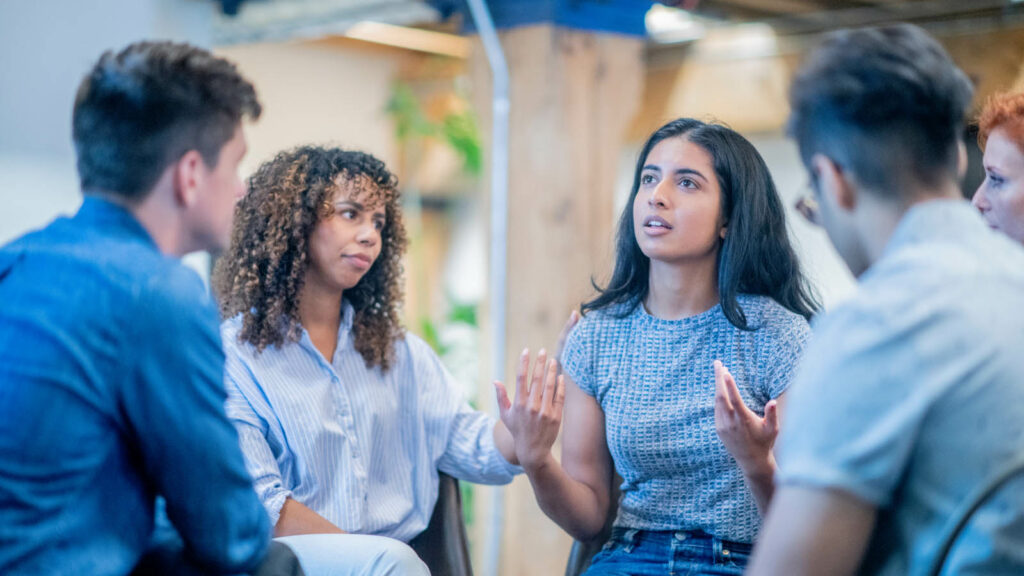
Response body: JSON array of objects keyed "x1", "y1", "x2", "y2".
[{"x1": 73, "y1": 41, "x2": 261, "y2": 200}]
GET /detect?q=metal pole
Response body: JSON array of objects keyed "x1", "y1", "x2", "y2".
[{"x1": 463, "y1": 1, "x2": 508, "y2": 575}]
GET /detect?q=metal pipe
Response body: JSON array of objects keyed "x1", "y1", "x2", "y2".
[{"x1": 463, "y1": 1, "x2": 509, "y2": 575}]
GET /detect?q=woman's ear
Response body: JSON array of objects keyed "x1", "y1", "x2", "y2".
[{"x1": 719, "y1": 225, "x2": 728, "y2": 239}]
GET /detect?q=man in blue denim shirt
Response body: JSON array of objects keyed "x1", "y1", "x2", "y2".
[{"x1": 0, "y1": 42, "x2": 274, "y2": 575}]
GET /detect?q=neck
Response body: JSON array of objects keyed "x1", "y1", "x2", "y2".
[
  {"x1": 99, "y1": 174, "x2": 192, "y2": 257},
  {"x1": 298, "y1": 277, "x2": 344, "y2": 335},
  {"x1": 858, "y1": 181, "x2": 962, "y2": 268},
  {"x1": 129, "y1": 200, "x2": 190, "y2": 257},
  {"x1": 644, "y1": 255, "x2": 719, "y2": 320}
]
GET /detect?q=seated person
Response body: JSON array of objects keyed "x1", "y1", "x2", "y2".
[
  {"x1": 496, "y1": 118, "x2": 819, "y2": 576},
  {"x1": 214, "y1": 145, "x2": 555, "y2": 573},
  {"x1": 0, "y1": 41, "x2": 274, "y2": 575},
  {"x1": 972, "y1": 90, "x2": 1024, "y2": 244},
  {"x1": 749, "y1": 24, "x2": 1024, "y2": 576}
]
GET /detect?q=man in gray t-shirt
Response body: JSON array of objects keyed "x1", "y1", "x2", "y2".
[{"x1": 748, "y1": 24, "x2": 1024, "y2": 576}]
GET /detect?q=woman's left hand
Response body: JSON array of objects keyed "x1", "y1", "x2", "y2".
[
  {"x1": 713, "y1": 360, "x2": 778, "y2": 479},
  {"x1": 494, "y1": 349, "x2": 566, "y2": 471}
]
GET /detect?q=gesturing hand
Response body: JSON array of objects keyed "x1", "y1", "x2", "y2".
[
  {"x1": 713, "y1": 360, "x2": 778, "y2": 478},
  {"x1": 494, "y1": 348, "x2": 566, "y2": 471}
]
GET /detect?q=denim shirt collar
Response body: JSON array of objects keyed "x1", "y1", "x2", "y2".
[{"x1": 76, "y1": 195, "x2": 159, "y2": 251}]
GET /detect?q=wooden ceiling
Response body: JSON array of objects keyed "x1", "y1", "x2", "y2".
[{"x1": 686, "y1": 0, "x2": 1022, "y2": 34}]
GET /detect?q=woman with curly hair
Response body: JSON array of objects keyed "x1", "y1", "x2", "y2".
[
  {"x1": 213, "y1": 145, "x2": 524, "y2": 575},
  {"x1": 972, "y1": 91, "x2": 1024, "y2": 244}
]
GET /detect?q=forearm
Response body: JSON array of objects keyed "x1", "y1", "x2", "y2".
[
  {"x1": 742, "y1": 452, "x2": 777, "y2": 515},
  {"x1": 493, "y1": 421, "x2": 519, "y2": 466},
  {"x1": 274, "y1": 498, "x2": 345, "y2": 538},
  {"x1": 523, "y1": 453, "x2": 610, "y2": 541}
]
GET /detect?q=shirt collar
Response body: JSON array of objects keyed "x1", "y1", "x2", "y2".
[
  {"x1": 75, "y1": 196, "x2": 159, "y2": 251},
  {"x1": 881, "y1": 198, "x2": 980, "y2": 260}
]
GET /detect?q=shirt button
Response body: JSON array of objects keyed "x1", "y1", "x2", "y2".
[
  {"x1": 723, "y1": 549, "x2": 730, "y2": 556},
  {"x1": 674, "y1": 532, "x2": 687, "y2": 541}
]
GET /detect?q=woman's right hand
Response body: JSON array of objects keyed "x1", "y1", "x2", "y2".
[{"x1": 494, "y1": 348, "x2": 566, "y2": 471}]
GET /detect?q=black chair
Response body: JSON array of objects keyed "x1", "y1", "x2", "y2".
[
  {"x1": 564, "y1": 477, "x2": 622, "y2": 576},
  {"x1": 132, "y1": 539, "x2": 305, "y2": 576},
  {"x1": 926, "y1": 452, "x2": 1024, "y2": 576},
  {"x1": 409, "y1": 471, "x2": 474, "y2": 576}
]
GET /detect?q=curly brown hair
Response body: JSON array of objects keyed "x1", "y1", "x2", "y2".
[{"x1": 214, "y1": 145, "x2": 408, "y2": 370}]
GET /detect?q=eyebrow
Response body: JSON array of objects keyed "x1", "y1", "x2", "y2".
[
  {"x1": 335, "y1": 199, "x2": 387, "y2": 218},
  {"x1": 642, "y1": 165, "x2": 708, "y2": 183}
]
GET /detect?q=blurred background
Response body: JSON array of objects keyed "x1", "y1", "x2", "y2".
[{"x1": 2, "y1": 1, "x2": 1023, "y2": 574}]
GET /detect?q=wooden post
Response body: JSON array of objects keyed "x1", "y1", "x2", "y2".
[{"x1": 470, "y1": 23, "x2": 643, "y2": 576}]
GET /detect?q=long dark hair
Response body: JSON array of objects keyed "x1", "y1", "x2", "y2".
[{"x1": 583, "y1": 118, "x2": 819, "y2": 329}]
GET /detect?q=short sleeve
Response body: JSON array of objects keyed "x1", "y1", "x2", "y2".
[
  {"x1": 761, "y1": 313, "x2": 811, "y2": 402},
  {"x1": 560, "y1": 315, "x2": 594, "y2": 396},
  {"x1": 775, "y1": 303, "x2": 933, "y2": 507}
]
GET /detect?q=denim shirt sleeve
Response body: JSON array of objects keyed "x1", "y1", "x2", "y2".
[{"x1": 118, "y1": 269, "x2": 270, "y2": 573}]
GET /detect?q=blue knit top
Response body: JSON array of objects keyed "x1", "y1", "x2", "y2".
[{"x1": 561, "y1": 294, "x2": 810, "y2": 543}]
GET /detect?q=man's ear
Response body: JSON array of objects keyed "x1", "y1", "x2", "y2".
[
  {"x1": 173, "y1": 150, "x2": 204, "y2": 209},
  {"x1": 811, "y1": 153, "x2": 856, "y2": 211}
]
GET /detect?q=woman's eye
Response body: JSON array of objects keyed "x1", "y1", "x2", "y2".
[
  {"x1": 374, "y1": 220, "x2": 385, "y2": 231},
  {"x1": 640, "y1": 174, "x2": 656, "y2": 185},
  {"x1": 340, "y1": 209, "x2": 357, "y2": 219},
  {"x1": 680, "y1": 178, "x2": 697, "y2": 189}
]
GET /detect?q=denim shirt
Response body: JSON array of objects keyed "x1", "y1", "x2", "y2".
[{"x1": 0, "y1": 198, "x2": 270, "y2": 575}]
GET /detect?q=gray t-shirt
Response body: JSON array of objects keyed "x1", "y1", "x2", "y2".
[
  {"x1": 562, "y1": 293, "x2": 810, "y2": 543},
  {"x1": 778, "y1": 200, "x2": 1024, "y2": 575}
]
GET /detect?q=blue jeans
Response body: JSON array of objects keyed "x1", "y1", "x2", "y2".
[{"x1": 583, "y1": 527, "x2": 751, "y2": 576}]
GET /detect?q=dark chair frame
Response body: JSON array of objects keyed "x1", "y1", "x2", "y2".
[
  {"x1": 409, "y1": 471, "x2": 474, "y2": 576},
  {"x1": 925, "y1": 452, "x2": 1024, "y2": 576},
  {"x1": 564, "y1": 476, "x2": 622, "y2": 576}
]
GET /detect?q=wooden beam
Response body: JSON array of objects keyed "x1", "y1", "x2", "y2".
[{"x1": 469, "y1": 24, "x2": 644, "y2": 576}]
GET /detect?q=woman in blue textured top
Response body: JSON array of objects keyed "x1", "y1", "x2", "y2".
[{"x1": 496, "y1": 118, "x2": 819, "y2": 575}]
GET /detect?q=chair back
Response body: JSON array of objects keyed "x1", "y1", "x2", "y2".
[
  {"x1": 409, "y1": 472, "x2": 474, "y2": 576},
  {"x1": 926, "y1": 453, "x2": 1024, "y2": 576},
  {"x1": 564, "y1": 476, "x2": 622, "y2": 576}
]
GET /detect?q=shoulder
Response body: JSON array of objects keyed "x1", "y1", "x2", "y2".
[
  {"x1": 395, "y1": 330, "x2": 442, "y2": 371},
  {"x1": 574, "y1": 300, "x2": 638, "y2": 341},
  {"x1": 133, "y1": 263, "x2": 219, "y2": 340},
  {"x1": 738, "y1": 294, "x2": 810, "y2": 342}
]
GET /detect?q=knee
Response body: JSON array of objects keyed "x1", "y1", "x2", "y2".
[{"x1": 368, "y1": 539, "x2": 429, "y2": 576}]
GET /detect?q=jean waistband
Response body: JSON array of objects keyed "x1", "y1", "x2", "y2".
[{"x1": 607, "y1": 527, "x2": 753, "y2": 563}]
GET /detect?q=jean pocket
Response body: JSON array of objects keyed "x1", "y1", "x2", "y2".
[{"x1": 721, "y1": 547, "x2": 751, "y2": 568}]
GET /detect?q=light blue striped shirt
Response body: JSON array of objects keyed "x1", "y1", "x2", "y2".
[{"x1": 222, "y1": 302, "x2": 520, "y2": 542}]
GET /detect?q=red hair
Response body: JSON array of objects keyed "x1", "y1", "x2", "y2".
[{"x1": 978, "y1": 91, "x2": 1024, "y2": 152}]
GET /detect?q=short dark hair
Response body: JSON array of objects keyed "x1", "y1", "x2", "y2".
[
  {"x1": 584, "y1": 118, "x2": 819, "y2": 329},
  {"x1": 72, "y1": 41, "x2": 261, "y2": 201},
  {"x1": 788, "y1": 24, "x2": 972, "y2": 196}
]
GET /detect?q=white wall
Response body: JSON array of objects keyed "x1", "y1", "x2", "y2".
[
  {"x1": 0, "y1": 0, "x2": 215, "y2": 247},
  {"x1": 216, "y1": 40, "x2": 400, "y2": 176}
]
